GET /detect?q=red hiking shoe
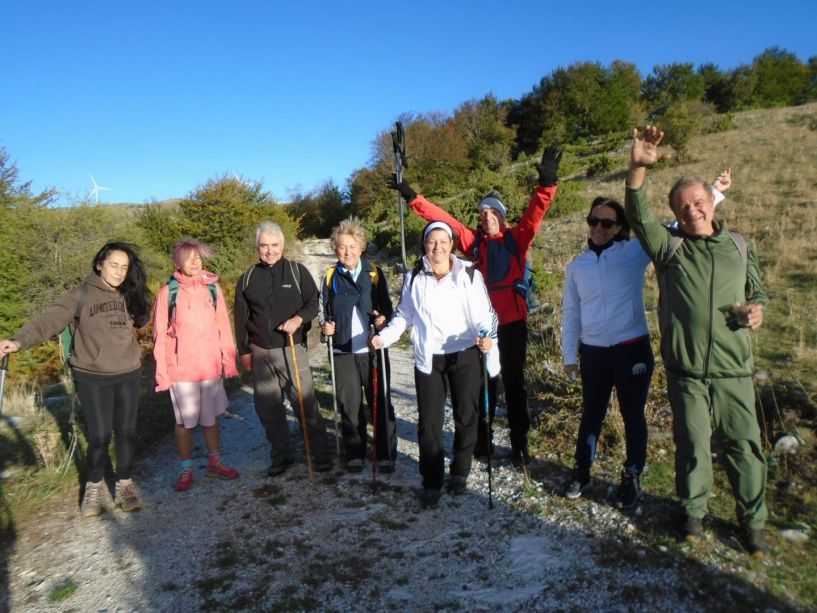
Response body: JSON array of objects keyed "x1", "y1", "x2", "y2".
[
  {"x1": 175, "y1": 468, "x2": 194, "y2": 492},
  {"x1": 207, "y1": 462, "x2": 239, "y2": 480}
]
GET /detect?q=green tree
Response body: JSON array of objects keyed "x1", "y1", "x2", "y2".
[
  {"x1": 0, "y1": 148, "x2": 56, "y2": 337},
  {"x1": 288, "y1": 181, "x2": 348, "y2": 237},
  {"x1": 451, "y1": 95, "x2": 516, "y2": 171},
  {"x1": 748, "y1": 47, "x2": 810, "y2": 107},
  {"x1": 642, "y1": 63, "x2": 705, "y2": 119},
  {"x1": 657, "y1": 99, "x2": 715, "y2": 163}
]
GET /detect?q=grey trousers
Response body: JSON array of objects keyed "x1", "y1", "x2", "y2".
[{"x1": 251, "y1": 343, "x2": 332, "y2": 463}]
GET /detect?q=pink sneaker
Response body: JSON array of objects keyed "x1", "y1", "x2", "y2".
[
  {"x1": 175, "y1": 468, "x2": 194, "y2": 492},
  {"x1": 207, "y1": 462, "x2": 239, "y2": 480}
]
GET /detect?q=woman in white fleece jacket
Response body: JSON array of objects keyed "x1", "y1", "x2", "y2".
[
  {"x1": 561, "y1": 172, "x2": 731, "y2": 509},
  {"x1": 371, "y1": 221, "x2": 499, "y2": 509}
]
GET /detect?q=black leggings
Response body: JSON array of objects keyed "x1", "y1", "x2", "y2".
[{"x1": 74, "y1": 369, "x2": 141, "y2": 482}]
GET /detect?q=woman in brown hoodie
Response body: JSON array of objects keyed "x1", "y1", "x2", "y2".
[{"x1": 0, "y1": 242, "x2": 152, "y2": 517}]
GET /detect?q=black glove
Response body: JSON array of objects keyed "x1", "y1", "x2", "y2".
[
  {"x1": 535, "y1": 146, "x2": 563, "y2": 186},
  {"x1": 387, "y1": 173, "x2": 418, "y2": 202}
]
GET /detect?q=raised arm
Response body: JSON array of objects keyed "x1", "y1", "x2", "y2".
[{"x1": 388, "y1": 175, "x2": 478, "y2": 254}]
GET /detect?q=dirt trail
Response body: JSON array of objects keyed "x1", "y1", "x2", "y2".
[{"x1": 4, "y1": 240, "x2": 774, "y2": 611}]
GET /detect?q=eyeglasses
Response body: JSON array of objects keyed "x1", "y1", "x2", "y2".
[{"x1": 586, "y1": 215, "x2": 617, "y2": 229}]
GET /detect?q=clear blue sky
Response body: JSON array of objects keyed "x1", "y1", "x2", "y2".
[{"x1": 2, "y1": 0, "x2": 814, "y2": 205}]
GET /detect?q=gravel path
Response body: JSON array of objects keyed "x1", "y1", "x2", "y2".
[{"x1": 4, "y1": 240, "x2": 790, "y2": 611}]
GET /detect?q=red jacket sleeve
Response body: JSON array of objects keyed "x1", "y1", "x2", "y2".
[
  {"x1": 509, "y1": 184, "x2": 558, "y2": 255},
  {"x1": 409, "y1": 195, "x2": 479, "y2": 255}
]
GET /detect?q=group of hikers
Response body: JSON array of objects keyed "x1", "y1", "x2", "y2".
[{"x1": 0, "y1": 125, "x2": 770, "y2": 558}]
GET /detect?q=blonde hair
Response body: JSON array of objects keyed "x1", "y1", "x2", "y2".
[{"x1": 330, "y1": 217, "x2": 366, "y2": 252}]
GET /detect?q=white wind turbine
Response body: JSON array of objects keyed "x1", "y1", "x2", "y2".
[{"x1": 88, "y1": 174, "x2": 111, "y2": 204}]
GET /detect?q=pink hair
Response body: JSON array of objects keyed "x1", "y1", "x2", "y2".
[{"x1": 172, "y1": 239, "x2": 214, "y2": 269}]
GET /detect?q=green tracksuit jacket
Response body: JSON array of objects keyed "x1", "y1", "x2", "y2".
[{"x1": 624, "y1": 185, "x2": 768, "y2": 379}]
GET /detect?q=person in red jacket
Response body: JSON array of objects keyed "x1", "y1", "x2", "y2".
[
  {"x1": 388, "y1": 146, "x2": 561, "y2": 467},
  {"x1": 153, "y1": 239, "x2": 240, "y2": 492}
]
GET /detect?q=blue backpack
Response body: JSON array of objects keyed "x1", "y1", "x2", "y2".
[{"x1": 471, "y1": 231, "x2": 539, "y2": 313}]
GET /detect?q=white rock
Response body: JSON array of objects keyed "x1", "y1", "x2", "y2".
[
  {"x1": 773, "y1": 435, "x2": 801, "y2": 456},
  {"x1": 780, "y1": 529, "x2": 809, "y2": 543}
]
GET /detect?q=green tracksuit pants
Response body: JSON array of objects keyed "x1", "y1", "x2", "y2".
[{"x1": 667, "y1": 374, "x2": 768, "y2": 528}]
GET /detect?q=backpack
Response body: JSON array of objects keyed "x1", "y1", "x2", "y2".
[
  {"x1": 471, "y1": 231, "x2": 539, "y2": 312},
  {"x1": 166, "y1": 276, "x2": 217, "y2": 327},
  {"x1": 408, "y1": 260, "x2": 476, "y2": 288},
  {"x1": 241, "y1": 261, "x2": 313, "y2": 346},
  {"x1": 323, "y1": 265, "x2": 381, "y2": 321},
  {"x1": 662, "y1": 231, "x2": 748, "y2": 269},
  {"x1": 58, "y1": 285, "x2": 88, "y2": 367}
]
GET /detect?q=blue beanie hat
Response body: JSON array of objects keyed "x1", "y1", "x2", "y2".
[{"x1": 477, "y1": 195, "x2": 507, "y2": 221}]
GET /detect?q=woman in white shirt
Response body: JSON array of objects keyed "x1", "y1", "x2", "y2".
[
  {"x1": 561, "y1": 197, "x2": 654, "y2": 509},
  {"x1": 371, "y1": 221, "x2": 498, "y2": 509}
]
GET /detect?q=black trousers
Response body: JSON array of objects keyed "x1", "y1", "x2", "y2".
[
  {"x1": 575, "y1": 337, "x2": 654, "y2": 475},
  {"x1": 74, "y1": 368, "x2": 141, "y2": 482},
  {"x1": 333, "y1": 350, "x2": 396, "y2": 462},
  {"x1": 414, "y1": 346, "x2": 481, "y2": 490},
  {"x1": 476, "y1": 319, "x2": 529, "y2": 452}
]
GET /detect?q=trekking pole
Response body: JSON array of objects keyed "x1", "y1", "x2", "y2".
[
  {"x1": 391, "y1": 121, "x2": 409, "y2": 272},
  {"x1": 288, "y1": 333, "x2": 314, "y2": 479},
  {"x1": 325, "y1": 323, "x2": 342, "y2": 462},
  {"x1": 479, "y1": 329, "x2": 493, "y2": 510},
  {"x1": 378, "y1": 339, "x2": 391, "y2": 472},
  {"x1": 369, "y1": 325, "x2": 379, "y2": 492},
  {"x1": 0, "y1": 354, "x2": 8, "y2": 417}
]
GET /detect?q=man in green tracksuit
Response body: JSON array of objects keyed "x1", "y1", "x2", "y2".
[{"x1": 624, "y1": 125, "x2": 769, "y2": 558}]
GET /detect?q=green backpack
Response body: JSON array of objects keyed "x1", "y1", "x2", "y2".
[
  {"x1": 166, "y1": 276, "x2": 218, "y2": 327},
  {"x1": 58, "y1": 285, "x2": 88, "y2": 366}
]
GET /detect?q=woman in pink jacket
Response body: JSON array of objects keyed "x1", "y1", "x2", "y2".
[{"x1": 153, "y1": 239, "x2": 240, "y2": 491}]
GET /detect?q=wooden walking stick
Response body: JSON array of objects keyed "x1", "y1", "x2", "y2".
[{"x1": 288, "y1": 333, "x2": 314, "y2": 479}]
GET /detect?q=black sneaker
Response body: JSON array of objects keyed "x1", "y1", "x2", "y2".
[
  {"x1": 511, "y1": 446, "x2": 530, "y2": 469},
  {"x1": 346, "y1": 458, "x2": 364, "y2": 473},
  {"x1": 684, "y1": 516, "x2": 704, "y2": 543},
  {"x1": 420, "y1": 488, "x2": 441, "y2": 509},
  {"x1": 448, "y1": 475, "x2": 467, "y2": 495},
  {"x1": 617, "y1": 470, "x2": 643, "y2": 509},
  {"x1": 314, "y1": 458, "x2": 334, "y2": 473},
  {"x1": 267, "y1": 457, "x2": 294, "y2": 477},
  {"x1": 744, "y1": 527, "x2": 770, "y2": 559},
  {"x1": 564, "y1": 470, "x2": 590, "y2": 500},
  {"x1": 377, "y1": 459, "x2": 396, "y2": 474}
]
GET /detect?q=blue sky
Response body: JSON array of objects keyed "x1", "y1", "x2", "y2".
[{"x1": 1, "y1": 1, "x2": 815, "y2": 205}]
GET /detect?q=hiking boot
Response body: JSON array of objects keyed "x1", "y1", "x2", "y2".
[
  {"x1": 115, "y1": 480, "x2": 143, "y2": 512},
  {"x1": 617, "y1": 470, "x2": 643, "y2": 509},
  {"x1": 267, "y1": 457, "x2": 294, "y2": 477},
  {"x1": 81, "y1": 480, "x2": 114, "y2": 517},
  {"x1": 314, "y1": 458, "x2": 334, "y2": 473},
  {"x1": 448, "y1": 474, "x2": 467, "y2": 496},
  {"x1": 175, "y1": 468, "x2": 194, "y2": 492},
  {"x1": 377, "y1": 459, "x2": 396, "y2": 474},
  {"x1": 346, "y1": 458, "x2": 365, "y2": 473},
  {"x1": 564, "y1": 470, "x2": 590, "y2": 500},
  {"x1": 420, "y1": 488, "x2": 441, "y2": 509},
  {"x1": 207, "y1": 461, "x2": 239, "y2": 480},
  {"x1": 511, "y1": 446, "x2": 530, "y2": 469},
  {"x1": 744, "y1": 527, "x2": 770, "y2": 559},
  {"x1": 684, "y1": 516, "x2": 704, "y2": 543}
]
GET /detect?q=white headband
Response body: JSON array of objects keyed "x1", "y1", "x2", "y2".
[{"x1": 423, "y1": 221, "x2": 453, "y2": 241}]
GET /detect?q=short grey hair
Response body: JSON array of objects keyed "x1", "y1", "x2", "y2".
[
  {"x1": 255, "y1": 221, "x2": 285, "y2": 247},
  {"x1": 668, "y1": 176, "x2": 711, "y2": 210},
  {"x1": 330, "y1": 217, "x2": 366, "y2": 252}
]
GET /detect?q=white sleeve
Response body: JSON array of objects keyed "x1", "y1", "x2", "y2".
[
  {"x1": 377, "y1": 274, "x2": 413, "y2": 347},
  {"x1": 561, "y1": 264, "x2": 581, "y2": 365},
  {"x1": 470, "y1": 269, "x2": 498, "y2": 339},
  {"x1": 711, "y1": 186, "x2": 725, "y2": 208}
]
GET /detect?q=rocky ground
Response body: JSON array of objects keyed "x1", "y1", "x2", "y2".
[{"x1": 3, "y1": 240, "x2": 803, "y2": 612}]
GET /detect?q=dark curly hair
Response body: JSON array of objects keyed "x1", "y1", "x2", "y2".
[{"x1": 92, "y1": 242, "x2": 152, "y2": 326}]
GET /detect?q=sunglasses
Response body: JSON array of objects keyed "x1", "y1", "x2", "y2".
[{"x1": 586, "y1": 215, "x2": 617, "y2": 229}]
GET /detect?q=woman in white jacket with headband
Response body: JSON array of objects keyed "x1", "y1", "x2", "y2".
[{"x1": 371, "y1": 221, "x2": 499, "y2": 509}]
